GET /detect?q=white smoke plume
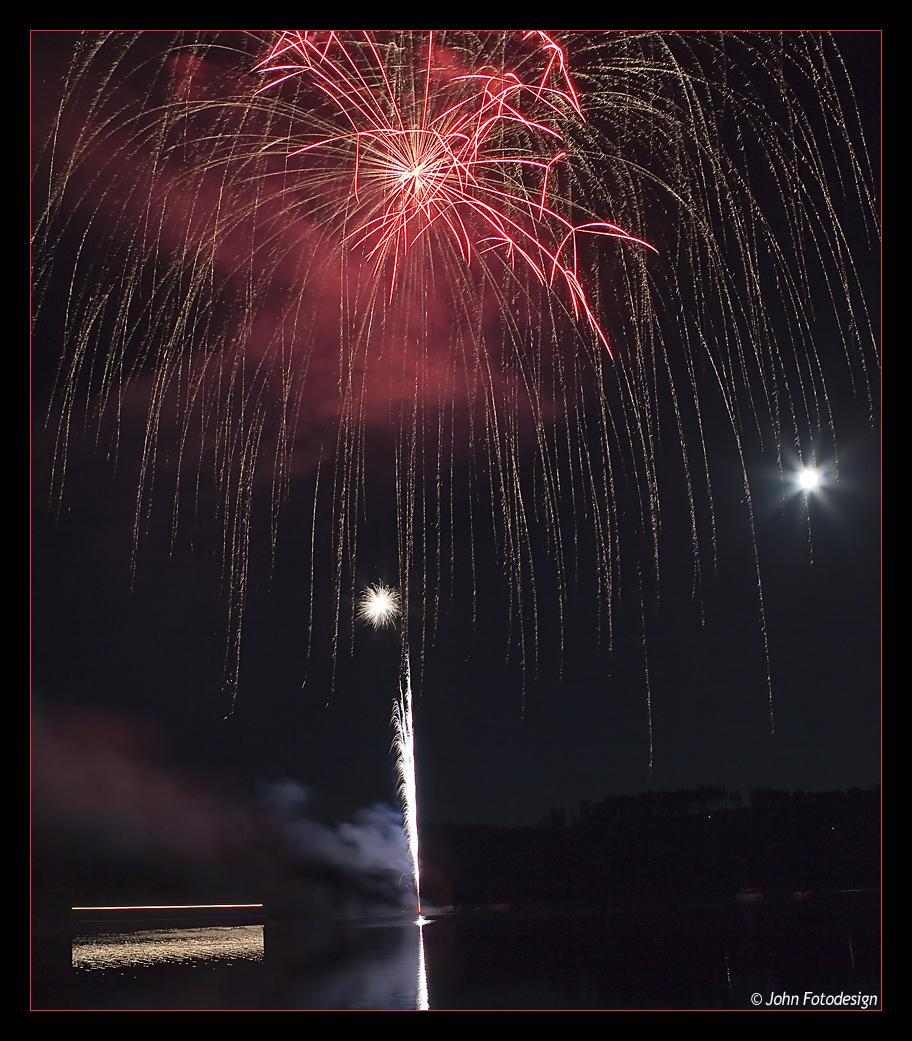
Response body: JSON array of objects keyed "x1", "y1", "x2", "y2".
[{"x1": 260, "y1": 780, "x2": 415, "y2": 917}]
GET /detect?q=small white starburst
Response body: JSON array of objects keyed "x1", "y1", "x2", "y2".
[{"x1": 357, "y1": 583, "x2": 401, "y2": 629}]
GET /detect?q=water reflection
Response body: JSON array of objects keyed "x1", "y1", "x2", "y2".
[
  {"x1": 264, "y1": 916, "x2": 430, "y2": 1010},
  {"x1": 73, "y1": 925, "x2": 264, "y2": 969},
  {"x1": 68, "y1": 916, "x2": 429, "y2": 1009},
  {"x1": 416, "y1": 920, "x2": 429, "y2": 1010},
  {"x1": 50, "y1": 896, "x2": 877, "y2": 1009}
]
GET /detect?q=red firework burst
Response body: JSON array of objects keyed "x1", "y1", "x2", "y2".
[{"x1": 254, "y1": 30, "x2": 655, "y2": 356}]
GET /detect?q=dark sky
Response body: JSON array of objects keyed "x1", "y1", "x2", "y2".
[{"x1": 32, "y1": 31, "x2": 880, "y2": 827}]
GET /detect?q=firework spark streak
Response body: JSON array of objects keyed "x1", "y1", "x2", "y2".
[
  {"x1": 33, "y1": 32, "x2": 878, "y2": 752},
  {"x1": 392, "y1": 652, "x2": 421, "y2": 912}
]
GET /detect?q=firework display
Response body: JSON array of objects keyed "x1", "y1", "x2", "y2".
[
  {"x1": 32, "y1": 31, "x2": 878, "y2": 741},
  {"x1": 254, "y1": 31, "x2": 654, "y2": 353}
]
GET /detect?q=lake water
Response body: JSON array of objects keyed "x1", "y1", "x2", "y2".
[{"x1": 35, "y1": 892, "x2": 879, "y2": 1010}]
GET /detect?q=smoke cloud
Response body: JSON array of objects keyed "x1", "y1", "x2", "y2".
[
  {"x1": 32, "y1": 709, "x2": 415, "y2": 919},
  {"x1": 260, "y1": 780, "x2": 414, "y2": 917}
]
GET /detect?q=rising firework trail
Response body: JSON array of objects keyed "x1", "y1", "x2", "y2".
[
  {"x1": 32, "y1": 33, "x2": 878, "y2": 760},
  {"x1": 356, "y1": 581, "x2": 420, "y2": 911},
  {"x1": 393, "y1": 652, "x2": 421, "y2": 913}
]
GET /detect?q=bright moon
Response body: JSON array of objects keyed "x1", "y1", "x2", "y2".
[
  {"x1": 357, "y1": 583, "x2": 401, "y2": 629},
  {"x1": 799, "y1": 468, "x2": 820, "y2": 490}
]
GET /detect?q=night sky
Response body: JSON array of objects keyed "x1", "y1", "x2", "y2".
[{"x1": 32, "y1": 32, "x2": 880, "y2": 831}]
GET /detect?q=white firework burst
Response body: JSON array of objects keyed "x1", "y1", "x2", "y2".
[{"x1": 357, "y1": 583, "x2": 402, "y2": 629}]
